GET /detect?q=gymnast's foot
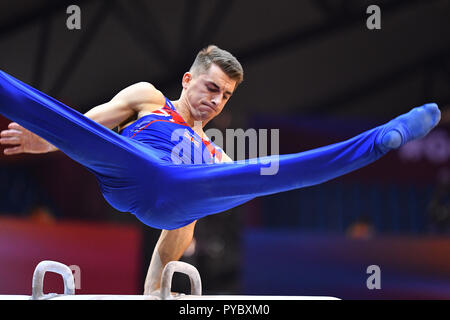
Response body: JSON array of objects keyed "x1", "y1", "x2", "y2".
[{"x1": 380, "y1": 103, "x2": 441, "y2": 150}]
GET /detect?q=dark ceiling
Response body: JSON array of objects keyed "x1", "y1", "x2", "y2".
[{"x1": 0, "y1": 0, "x2": 449, "y2": 128}]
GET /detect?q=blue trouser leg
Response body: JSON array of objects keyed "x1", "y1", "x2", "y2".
[{"x1": 0, "y1": 70, "x2": 160, "y2": 214}]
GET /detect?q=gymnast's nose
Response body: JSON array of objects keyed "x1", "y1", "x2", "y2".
[{"x1": 211, "y1": 94, "x2": 222, "y2": 108}]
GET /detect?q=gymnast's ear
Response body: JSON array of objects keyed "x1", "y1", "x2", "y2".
[{"x1": 182, "y1": 72, "x2": 193, "y2": 89}]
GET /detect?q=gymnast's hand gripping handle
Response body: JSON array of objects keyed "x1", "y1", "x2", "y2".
[
  {"x1": 31, "y1": 260, "x2": 75, "y2": 300},
  {"x1": 159, "y1": 261, "x2": 202, "y2": 300}
]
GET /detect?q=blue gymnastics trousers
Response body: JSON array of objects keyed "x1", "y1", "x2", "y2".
[{"x1": 0, "y1": 70, "x2": 440, "y2": 229}]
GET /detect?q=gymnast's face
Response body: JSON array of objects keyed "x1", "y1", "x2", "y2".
[{"x1": 182, "y1": 63, "x2": 236, "y2": 125}]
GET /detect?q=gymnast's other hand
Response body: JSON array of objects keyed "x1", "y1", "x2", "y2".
[{"x1": 0, "y1": 122, "x2": 57, "y2": 155}]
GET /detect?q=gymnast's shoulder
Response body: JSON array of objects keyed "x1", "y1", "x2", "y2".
[{"x1": 113, "y1": 82, "x2": 165, "y2": 111}]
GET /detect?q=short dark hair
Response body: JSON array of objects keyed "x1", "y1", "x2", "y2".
[{"x1": 190, "y1": 45, "x2": 244, "y2": 86}]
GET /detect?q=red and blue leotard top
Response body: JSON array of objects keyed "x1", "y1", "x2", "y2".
[{"x1": 120, "y1": 97, "x2": 224, "y2": 164}]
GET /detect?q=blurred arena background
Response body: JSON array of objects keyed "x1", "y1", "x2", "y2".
[{"x1": 0, "y1": 0, "x2": 449, "y2": 299}]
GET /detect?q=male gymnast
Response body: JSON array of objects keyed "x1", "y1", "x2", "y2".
[{"x1": 0, "y1": 45, "x2": 441, "y2": 295}]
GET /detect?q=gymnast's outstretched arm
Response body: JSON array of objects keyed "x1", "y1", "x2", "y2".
[
  {"x1": 0, "y1": 82, "x2": 164, "y2": 155},
  {"x1": 143, "y1": 220, "x2": 197, "y2": 295}
]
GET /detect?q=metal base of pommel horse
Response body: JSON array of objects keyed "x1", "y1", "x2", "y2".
[{"x1": 0, "y1": 260, "x2": 340, "y2": 300}]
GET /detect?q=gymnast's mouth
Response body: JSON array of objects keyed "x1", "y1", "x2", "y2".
[{"x1": 201, "y1": 102, "x2": 216, "y2": 112}]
